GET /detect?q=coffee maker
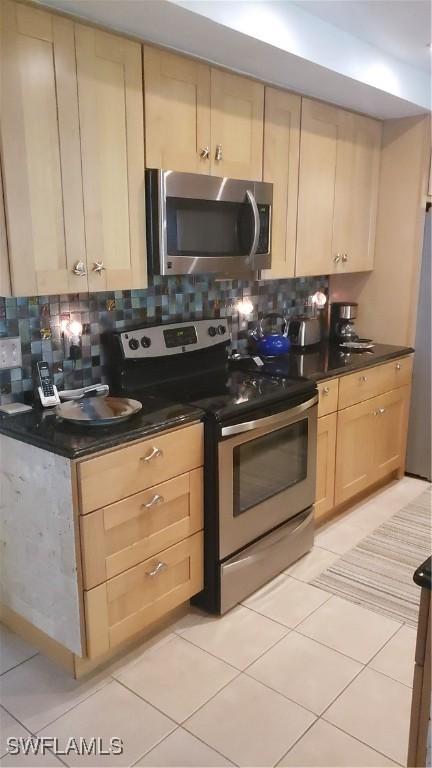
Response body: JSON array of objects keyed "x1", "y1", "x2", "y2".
[{"x1": 330, "y1": 302, "x2": 359, "y2": 343}]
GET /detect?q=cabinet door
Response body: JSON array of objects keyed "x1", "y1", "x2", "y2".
[
  {"x1": 296, "y1": 99, "x2": 340, "y2": 277},
  {"x1": 75, "y1": 25, "x2": 146, "y2": 291},
  {"x1": 144, "y1": 47, "x2": 211, "y2": 174},
  {"x1": 210, "y1": 69, "x2": 264, "y2": 180},
  {"x1": 84, "y1": 532, "x2": 203, "y2": 658},
  {"x1": 262, "y1": 88, "x2": 300, "y2": 279},
  {"x1": 335, "y1": 398, "x2": 376, "y2": 505},
  {"x1": 332, "y1": 111, "x2": 382, "y2": 272},
  {"x1": 374, "y1": 385, "x2": 410, "y2": 481},
  {"x1": 0, "y1": 1, "x2": 87, "y2": 296},
  {"x1": 315, "y1": 413, "x2": 337, "y2": 521},
  {"x1": 0, "y1": 167, "x2": 10, "y2": 297}
]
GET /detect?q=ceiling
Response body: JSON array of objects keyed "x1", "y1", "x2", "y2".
[
  {"x1": 297, "y1": 0, "x2": 431, "y2": 73},
  {"x1": 40, "y1": 0, "x2": 431, "y2": 118}
]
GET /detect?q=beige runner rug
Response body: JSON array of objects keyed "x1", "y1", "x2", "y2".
[{"x1": 312, "y1": 487, "x2": 431, "y2": 627}]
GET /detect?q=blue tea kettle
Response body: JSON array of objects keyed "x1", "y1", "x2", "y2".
[{"x1": 252, "y1": 313, "x2": 291, "y2": 357}]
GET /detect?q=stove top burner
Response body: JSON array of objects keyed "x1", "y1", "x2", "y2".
[
  {"x1": 108, "y1": 320, "x2": 317, "y2": 422},
  {"x1": 123, "y1": 366, "x2": 316, "y2": 421}
]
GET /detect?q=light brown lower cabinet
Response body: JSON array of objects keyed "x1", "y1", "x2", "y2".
[
  {"x1": 84, "y1": 532, "x2": 203, "y2": 659},
  {"x1": 315, "y1": 413, "x2": 337, "y2": 521},
  {"x1": 334, "y1": 384, "x2": 410, "y2": 506}
]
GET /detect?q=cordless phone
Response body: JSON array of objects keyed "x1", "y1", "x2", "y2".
[{"x1": 36, "y1": 361, "x2": 60, "y2": 407}]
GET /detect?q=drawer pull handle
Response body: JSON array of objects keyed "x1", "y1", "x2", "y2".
[
  {"x1": 359, "y1": 375, "x2": 367, "y2": 383},
  {"x1": 396, "y1": 363, "x2": 401, "y2": 370},
  {"x1": 141, "y1": 446, "x2": 163, "y2": 463},
  {"x1": 143, "y1": 494, "x2": 164, "y2": 509},
  {"x1": 322, "y1": 386, "x2": 330, "y2": 395},
  {"x1": 146, "y1": 561, "x2": 168, "y2": 578},
  {"x1": 378, "y1": 407, "x2": 385, "y2": 415}
]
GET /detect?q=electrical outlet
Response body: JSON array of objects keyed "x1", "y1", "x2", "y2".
[{"x1": 0, "y1": 337, "x2": 22, "y2": 369}]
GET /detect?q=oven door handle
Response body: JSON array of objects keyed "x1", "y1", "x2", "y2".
[
  {"x1": 221, "y1": 394, "x2": 318, "y2": 437},
  {"x1": 245, "y1": 189, "x2": 260, "y2": 266}
]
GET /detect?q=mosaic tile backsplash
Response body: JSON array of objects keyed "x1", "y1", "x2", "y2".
[{"x1": 0, "y1": 275, "x2": 328, "y2": 405}]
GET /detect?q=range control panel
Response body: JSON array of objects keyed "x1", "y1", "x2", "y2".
[{"x1": 119, "y1": 318, "x2": 230, "y2": 359}]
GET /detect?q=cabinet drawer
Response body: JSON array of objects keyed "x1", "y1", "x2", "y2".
[
  {"x1": 80, "y1": 469, "x2": 203, "y2": 589},
  {"x1": 384, "y1": 355, "x2": 413, "y2": 392},
  {"x1": 78, "y1": 423, "x2": 203, "y2": 514},
  {"x1": 338, "y1": 357, "x2": 412, "y2": 410},
  {"x1": 84, "y1": 532, "x2": 203, "y2": 658},
  {"x1": 317, "y1": 378, "x2": 339, "y2": 417}
]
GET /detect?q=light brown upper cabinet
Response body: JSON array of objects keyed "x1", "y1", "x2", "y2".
[
  {"x1": 144, "y1": 53, "x2": 264, "y2": 181},
  {"x1": 0, "y1": 166, "x2": 11, "y2": 297},
  {"x1": 210, "y1": 70, "x2": 264, "y2": 180},
  {"x1": 332, "y1": 110, "x2": 382, "y2": 273},
  {"x1": 0, "y1": 4, "x2": 146, "y2": 296},
  {"x1": 262, "y1": 88, "x2": 301, "y2": 279},
  {"x1": 0, "y1": 1, "x2": 86, "y2": 296},
  {"x1": 296, "y1": 98, "x2": 381, "y2": 277},
  {"x1": 75, "y1": 26, "x2": 146, "y2": 292},
  {"x1": 143, "y1": 47, "x2": 211, "y2": 174}
]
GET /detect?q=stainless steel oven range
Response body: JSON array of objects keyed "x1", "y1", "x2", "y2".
[{"x1": 108, "y1": 319, "x2": 318, "y2": 614}]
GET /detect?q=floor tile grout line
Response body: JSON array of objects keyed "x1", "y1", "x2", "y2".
[
  {"x1": 319, "y1": 715, "x2": 406, "y2": 768},
  {"x1": 130, "y1": 722, "x2": 239, "y2": 768},
  {"x1": 317, "y1": 620, "x2": 404, "y2": 722},
  {"x1": 28, "y1": 675, "x2": 114, "y2": 737},
  {"x1": 113, "y1": 677, "x2": 181, "y2": 727},
  {"x1": 276, "y1": 716, "x2": 405, "y2": 768},
  {"x1": 293, "y1": 621, "x2": 405, "y2": 668},
  {"x1": 240, "y1": 588, "x2": 334, "y2": 637},
  {"x1": 274, "y1": 716, "x2": 320, "y2": 767},
  {"x1": 128, "y1": 725, "x2": 182, "y2": 768},
  {"x1": 0, "y1": 703, "x2": 68, "y2": 767},
  {"x1": 174, "y1": 618, "x2": 291, "y2": 673},
  {"x1": 0, "y1": 651, "x2": 40, "y2": 678},
  {"x1": 175, "y1": 601, "x2": 296, "y2": 637},
  {"x1": 241, "y1": 667, "x2": 325, "y2": 719},
  {"x1": 240, "y1": 605, "x2": 409, "y2": 727}
]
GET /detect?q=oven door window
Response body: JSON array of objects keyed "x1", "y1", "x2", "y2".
[
  {"x1": 233, "y1": 420, "x2": 308, "y2": 516},
  {"x1": 166, "y1": 197, "x2": 254, "y2": 257}
]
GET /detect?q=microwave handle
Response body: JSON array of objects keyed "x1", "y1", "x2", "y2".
[{"x1": 245, "y1": 189, "x2": 260, "y2": 266}]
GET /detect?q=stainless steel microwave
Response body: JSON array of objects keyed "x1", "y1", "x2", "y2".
[{"x1": 145, "y1": 169, "x2": 273, "y2": 277}]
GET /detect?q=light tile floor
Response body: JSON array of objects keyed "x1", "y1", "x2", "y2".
[{"x1": 0, "y1": 476, "x2": 428, "y2": 767}]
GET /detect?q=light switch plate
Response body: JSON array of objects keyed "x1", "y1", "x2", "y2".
[{"x1": 0, "y1": 337, "x2": 22, "y2": 369}]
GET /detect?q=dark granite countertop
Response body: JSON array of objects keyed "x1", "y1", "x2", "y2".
[
  {"x1": 251, "y1": 341, "x2": 414, "y2": 381},
  {"x1": 414, "y1": 557, "x2": 432, "y2": 591},
  {"x1": 0, "y1": 395, "x2": 203, "y2": 460},
  {"x1": 0, "y1": 341, "x2": 413, "y2": 460}
]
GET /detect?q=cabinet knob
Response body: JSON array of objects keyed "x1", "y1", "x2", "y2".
[
  {"x1": 359, "y1": 375, "x2": 367, "y2": 383},
  {"x1": 396, "y1": 363, "x2": 401, "y2": 370},
  {"x1": 92, "y1": 261, "x2": 106, "y2": 274},
  {"x1": 72, "y1": 261, "x2": 87, "y2": 276},
  {"x1": 378, "y1": 407, "x2": 385, "y2": 415},
  {"x1": 142, "y1": 493, "x2": 164, "y2": 509},
  {"x1": 322, "y1": 386, "x2": 330, "y2": 395},
  {"x1": 141, "y1": 446, "x2": 163, "y2": 463},
  {"x1": 342, "y1": 253, "x2": 348, "y2": 263},
  {"x1": 146, "y1": 561, "x2": 168, "y2": 578},
  {"x1": 215, "y1": 144, "x2": 223, "y2": 162},
  {"x1": 333, "y1": 254, "x2": 341, "y2": 263},
  {"x1": 200, "y1": 146, "x2": 210, "y2": 159}
]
